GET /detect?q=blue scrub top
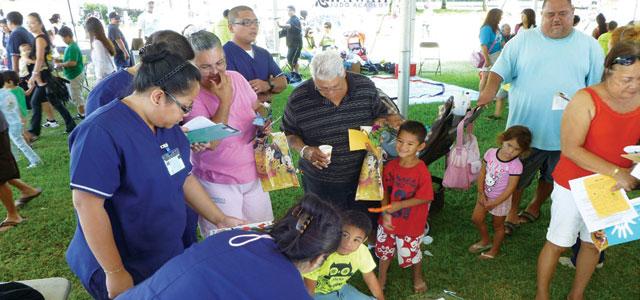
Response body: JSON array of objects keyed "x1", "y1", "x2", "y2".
[
  {"x1": 85, "y1": 69, "x2": 134, "y2": 116},
  {"x1": 117, "y1": 230, "x2": 313, "y2": 300},
  {"x1": 223, "y1": 41, "x2": 284, "y2": 82},
  {"x1": 66, "y1": 99, "x2": 193, "y2": 293}
]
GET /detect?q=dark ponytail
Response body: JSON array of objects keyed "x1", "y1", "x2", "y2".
[
  {"x1": 134, "y1": 42, "x2": 201, "y2": 96},
  {"x1": 270, "y1": 194, "x2": 342, "y2": 263}
]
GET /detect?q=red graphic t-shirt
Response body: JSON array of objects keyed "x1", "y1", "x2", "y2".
[{"x1": 381, "y1": 159, "x2": 434, "y2": 237}]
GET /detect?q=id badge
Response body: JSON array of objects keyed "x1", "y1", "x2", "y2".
[
  {"x1": 552, "y1": 92, "x2": 570, "y2": 111},
  {"x1": 162, "y1": 148, "x2": 186, "y2": 176}
]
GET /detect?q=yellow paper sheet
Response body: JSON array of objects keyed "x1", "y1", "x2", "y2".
[
  {"x1": 584, "y1": 175, "x2": 631, "y2": 218},
  {"x1": 349, "y1": 129, "x2": 369, "y2": 151}
]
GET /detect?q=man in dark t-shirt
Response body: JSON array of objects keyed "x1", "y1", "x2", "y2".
[
  {"x1": 107, "y1": 12, "x2": 133, "y2": 69},
  {"x1": 282, "y1": 50, "x2": 388, "y2": 215},
  {"x1": 278, "y1": 6, "x2": 302, "y2": 73},
  {"x1": 5, "y1": 12, "x2": 33, "y2": 71}
]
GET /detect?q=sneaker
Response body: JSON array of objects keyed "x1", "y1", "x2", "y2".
[
  {"x1": 43, "y1": 120, "x2": 59, "y2": 128},
  {"x1": 596, "y1": 262, "x2": 604, "y2": 269},
  {"x1": 74, "y1": 113, "x2": 85, "y2": 120},
  {"x1": 558, "y1": 256, "x2": 576, "y2": 269}
]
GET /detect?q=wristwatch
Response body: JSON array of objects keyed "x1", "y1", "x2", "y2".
[{"x1": 268, "y1": 78, "x2": 275, "y2": 92}]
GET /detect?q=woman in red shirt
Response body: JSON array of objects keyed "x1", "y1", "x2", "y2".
[{"x1": 536, "y1": 41, "x2": 640, "y2": 300}]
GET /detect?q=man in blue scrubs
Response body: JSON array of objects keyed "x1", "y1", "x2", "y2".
[{"x1": 224, "y1": 5, "x2": 287, "y2": 103}]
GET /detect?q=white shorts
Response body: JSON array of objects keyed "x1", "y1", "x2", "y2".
[
  {"x1": 197, "y1": 178, "x2": 273, "y2": 237},
  {"x1": 546, "y1": 182, "x2": 593, "y2": 247}
]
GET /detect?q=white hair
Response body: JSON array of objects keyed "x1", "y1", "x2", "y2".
[{"x1": 310, "y1": 50, "x2": 346, "y2": 81}]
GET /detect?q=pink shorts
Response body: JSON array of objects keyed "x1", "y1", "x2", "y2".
[
  {"x1": 197, "y1": 178, "x2": 273, "y2": 237},
  {"x1": 374, "y1": 224, "x2": 423, "y2": 268},
  {"x1": 489, "y1": 195, "x2": 512, "y2": 217}
]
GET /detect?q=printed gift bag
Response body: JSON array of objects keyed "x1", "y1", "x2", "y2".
[
  {"x1": 255, "y1": 132, "x2": 300, "y2": 192},
  {"x1": 355, "y1": 125, "x2": 385, "y2": 201}
]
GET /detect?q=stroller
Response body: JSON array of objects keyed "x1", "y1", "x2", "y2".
[
  {"x1": 377, "y1": 89, "x2": 484, "y2": 230},
  {"x1": 344, "y1": 31, "x2": 378, "y2": 74}
]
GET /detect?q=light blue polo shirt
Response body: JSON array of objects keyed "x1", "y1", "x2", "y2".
[{"x1": 491, "y1": 27, "x2": 604, "y2": 151}]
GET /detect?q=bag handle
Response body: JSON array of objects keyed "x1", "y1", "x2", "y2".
[
  {"x1": 454, "y1": 111, "x2": 476, "y2": 146},
  {"x1": 488, "y1": 32, "x2": 500, "y2": 53}
]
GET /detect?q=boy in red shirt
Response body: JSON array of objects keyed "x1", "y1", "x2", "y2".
[{"x1": 375, "y1": 120, "x2": 433, "y2": 293}]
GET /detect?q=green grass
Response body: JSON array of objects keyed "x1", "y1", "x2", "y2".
[{"x1": 1, "y1": 63, "x2": 638, "y2": 299}]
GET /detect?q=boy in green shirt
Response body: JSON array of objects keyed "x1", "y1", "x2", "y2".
[
  {"x1": 55, "y1": 26, "x2": 85, "y2": 119},
  {"x1": 2, "y1": 71, "x2": 28, "y2": 121},
  {"x1": 304, "y1": 211, "x2": 384, "y2": 300}
]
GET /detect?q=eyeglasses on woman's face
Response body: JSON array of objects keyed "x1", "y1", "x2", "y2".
[{"x1": 164, "y1": 90, "x2": 192, "y2": 114}]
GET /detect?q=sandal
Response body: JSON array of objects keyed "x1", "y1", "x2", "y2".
[
  {"x1": 479, "y1": 252, "x2": 495, "y2": 260},
  {"x1": 468, "y1": 242, "x2": 492, "y2": 254},
  {"x1": 504, "y1": 221, "x2": 518, "y2": 236},
  {"x1": 518, "y1": 211, "x2": 540, "y2": 224},
  {"x1": 0, "y1": 219, "x2": 27, "y2": 232},
  {"x1": 15, "y1": 188, "x2": 43, "y2": 209}
]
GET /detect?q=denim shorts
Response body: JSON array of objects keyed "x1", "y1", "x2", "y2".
[{"x1": 517, "y1": 148, "x2": 561, "y2": 190}]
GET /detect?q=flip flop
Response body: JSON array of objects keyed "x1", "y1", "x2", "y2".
[
  {"x1": 0, "y1": 219, "x2": 27, "y2": 232},
  {"x1": 479, "y1": 252, "x2": 495, "y2": 260},
  {"x1": 518, "y1": 211, "x2": 540, "y2": 224},
  {"x1": 15, "y1": 188, "x2": 43, "y2": 209},
  {"x1": 468, "y1": 242, "x2": 492, "y2": 254},
  {"x1": 504, "y1": 221, "x2": 518, "y2": 236}
]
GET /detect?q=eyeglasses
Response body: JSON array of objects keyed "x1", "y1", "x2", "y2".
[
  {"x1": 232, "y1": 19, "x2": 260, "y2": 27},
  {"x1": 198, "y1": 58, "x2": 226, "y2": 73},
  {"x1": 314, "y1": 84, "x2": 344, "y2": 94},
  {"x1": 612, "y1": 55, "x2": 640, "y2": 66},
  {"x1": 164, "y1": 90, "x2": 192, "y2": 114}
]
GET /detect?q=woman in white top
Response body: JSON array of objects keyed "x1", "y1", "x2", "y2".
[{"x1": 85, "y1": 17, "x2": 115, "y2": 81}]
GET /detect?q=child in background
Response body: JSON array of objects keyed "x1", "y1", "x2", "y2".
[
  {"x1": 375, "y1": 120, "x2": 433, "y2": 293},
  {"x1": 2, "y1": 71, "x2": 28, "y2": 125},
  {"x1": 469, "y1": 125, "x2": 531, "y2": 259},
  {"x1": 55, "y1": 27, "x2": 85, "y2": 119},
  {"x1": 18, "y1": 43, "x2": 34, "y2": 81},
  {"x1": 0, "y1": 72, "x2": 41, "y2": 168},
  {"x1": 304, "y1": 210, "x2": 385, "y2": 300}
]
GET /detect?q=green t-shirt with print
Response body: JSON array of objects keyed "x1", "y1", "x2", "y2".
[
  {"x1": 303, "y1": 244, "x2": 376, "y2": 294},
  {"x1": 9, "y1": 87, "x2": 28, "y2": 117}
]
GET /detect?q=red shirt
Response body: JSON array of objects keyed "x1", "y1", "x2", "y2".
[
  {"x1": 554, "y1": 87, "x2": 640, "y2": 189},
  {"x1": 381, "y1": 159, "x2": 434, "y2": 237}
]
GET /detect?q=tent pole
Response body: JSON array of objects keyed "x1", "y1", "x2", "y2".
[
  {"x1": 398, "y1": 0, "x2": 415, "y2": 117},
  {"x1": 272, "y1": 0, "x2": 280, "y2": 54},
  {"x1": 67, "y1": 0, "x2": 78, "y2": 40}
]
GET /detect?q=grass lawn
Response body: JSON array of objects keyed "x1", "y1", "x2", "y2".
[{"x1": 1, "y1": 62, "x2": 638, "y2": 299}]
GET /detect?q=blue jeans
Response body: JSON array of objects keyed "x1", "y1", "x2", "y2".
[{"x1": 314, "y1": 284, "x2": 375, "y2": 300}]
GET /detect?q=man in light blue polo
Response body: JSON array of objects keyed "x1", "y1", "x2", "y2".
[{"x1": 477, "y1": 0, "x2": 603, "y2": 235}]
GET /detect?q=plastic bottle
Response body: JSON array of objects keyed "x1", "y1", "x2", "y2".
[{"x1": 452, "y1": 91, "x2": 470, "y2": 116}]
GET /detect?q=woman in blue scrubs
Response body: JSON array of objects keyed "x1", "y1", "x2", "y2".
[
  {"x1": 66, "y1": 42, "x2": 244, "y2": 300},
  {"x1": 118, "y1": 194, "x2": 343, "y2": 300}
]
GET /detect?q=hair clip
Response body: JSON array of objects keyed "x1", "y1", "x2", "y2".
[
  {"x1": 154, "y1": 61, "x2": 188, "y2": 87},
  {"x1": 292, "y1": 206, "x2": 314, "y2": 234}
]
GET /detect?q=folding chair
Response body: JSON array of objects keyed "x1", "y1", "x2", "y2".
[
  {"x1": 418, "y1": 41, "x2": 442, "y2": 75},
  {"x1": 271, "y1": 52, "x2": 291, "y2": 73}
]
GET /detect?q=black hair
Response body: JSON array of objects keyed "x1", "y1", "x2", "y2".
[
  {"x1": 6, "y1": 11, "x2": 22, "y2": 26},
  {"x1": 301, "y1": 10, "x2": 308, "y2": 18},
  {"x1": 223, "y1": 9, "x2": 229, "y2": 18},
  {"x1": 399, "y1": 120, "x2": 427, "y2": 143},
  {"x1": 270, "y1": 194, "x2": 342, "y2": 263},
  {"x1": 134, "y1": 42, "x2": 201, "y2": 96},
  {"x1": 287, "y1": 5, "x2": 296, "y2": 12},
  {"x1": 573, "y1": 15, "x2": 581, "y2": 26},
  {"x1": 521, "y1": 8, "x2": 536, "y2": 28},
  {"x1": 596, "y1": 13, "x2": 607, "y2": 36},
  {"x1": 57, "y1": 26, "x2": 73, "y2": 38},
  {"x1": 0, "y1": 72, "x2": 4, "y2": 86},
  {"x1": 146, "y1": 30, "x2": 195, "y2": 60},
  {"x1": 324, "y1": 22, "x2": 332, "y2": 29},
  {"x1": 608, "y1": 21, "x2": 618, "y2": 31},
  {"x1": 0, "y1": 19, "x2": 6, "y2": 25},
  {"x1": 49, "y1": 13, "x2": 60, "y2": 24},
  {"x1": 2, "y1": 70, "x2": 19, "y2": 85},
  {"x1": 342, "y1": 210, "x2": 372, "y2": 239}
]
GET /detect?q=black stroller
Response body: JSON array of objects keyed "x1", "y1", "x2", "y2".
[{"x1": 377, "y1": 89, "x2": 484, "y2": 221}]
